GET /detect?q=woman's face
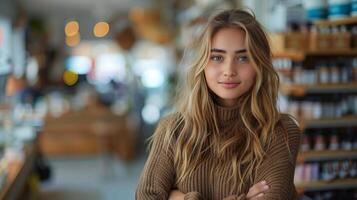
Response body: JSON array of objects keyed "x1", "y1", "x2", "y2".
[{"x1": 204, "y1": 27, "x2": 256, "y2": 107}]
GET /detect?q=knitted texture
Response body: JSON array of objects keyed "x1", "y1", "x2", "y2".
[{"x1": 136, "y1": 104, "x2": 301, "y2": 200}]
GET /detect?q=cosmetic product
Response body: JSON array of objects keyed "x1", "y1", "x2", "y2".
[
  {"x1": 322, "y1": 162, "x2": 333, "y2": 181},
  {"x1": 330, "y1": 64, "x2": 340, "y2": 83},
  {"x1": 314, "y1": 135, "x2": 326, "y2": 151},
  {"x1": 301, "y1": 135, "x2": 311, "y2": 152},
  {"x1": 342, "y1": 129, "x2": 353, "y2": 150},
  {"x1": 329, "y1": 134, "x2": 339, "y2": 150},
  {"x1": 353, "y1": 133, "x2": 357, "y2": 150},
  {"x1": 313, "y1": 101, "x2": 322, "y2": 119},
  {"x1": 340, "y1": 65, "x2": 349, "y2": 83},
  {"x1": 350, "y1": 161, "x2": 357, "y2": 177},
  {"x1": 303, "y1": 163, "x2": 312, "y2": 181},
  {"x1": 294, "y1": 66, "x2": 303, "y2": 84},
  {"x1": 340, "y1": 161, "x2": 350, "y2": 179},
  {"x1": 353, "y1": 58, "x2": 357, "y2": 81},
  {"x1": 311, "y1": 162, "x2": 320, "y2": 181},
  {"x1": 318, "y1": 65, "x2": 330, "y2": 84},
  {"x1": 331, "y1": 161, "x2": 339, "y2": 180}
]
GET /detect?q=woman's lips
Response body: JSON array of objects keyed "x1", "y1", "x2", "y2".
[{"x1": 219, "y1": 82, "x2": 240, "y2": 89}]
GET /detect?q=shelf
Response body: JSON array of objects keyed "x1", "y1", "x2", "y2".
[
  {"x1": 298, "y1": 150, "x2": 357, "y2": 162},
  {"x1": 273, "y1": 50, "x2": 357, "y2": 60},
  {"x1": 280, "y1": 83, "x2": 357, "y2": 96},
  {"x1": 314, "y1": 16, "x2": 357, "y2": 26},
  {"x1": 305, "y1": 50, "x2": 357, "y2": 56},
  {"x1": 273, "y1": 51, "x2": 305, "y2": 61},
  {"x1": 300, "y1": 116, "x2": 357, "y2": 129},
  {"x1": 296, "y1": 178, "x2": 357, "y2": 192}
]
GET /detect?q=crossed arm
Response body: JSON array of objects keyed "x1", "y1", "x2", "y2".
[{"x1": 136, "y1": 115, "x2": 301, "y2": 200}]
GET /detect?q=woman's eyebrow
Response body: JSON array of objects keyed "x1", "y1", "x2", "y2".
[
  {"x1": 235, "y1": 49, "x2": 247, "y2": 54},
  {"x1": 211, "y1": 48, "x2": 226, "y2": 53},
  {"x1": 210, "y1": 48, "x2": 247, "y2": 54}
]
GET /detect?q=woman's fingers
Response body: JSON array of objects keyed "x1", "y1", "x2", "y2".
[
  {"x1": 250, "y1": 193, "x2": 264, "y2": 200},
  {"x1": 246, "y1": 181, "x2": 269, "y2": 199},
  {"x1": 168, "y1": 190, "x2": 185, "y2": 200}
]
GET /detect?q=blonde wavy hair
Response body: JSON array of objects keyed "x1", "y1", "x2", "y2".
[{"x1": 158, "y1": 9, "x2": 281, "y2": 193}]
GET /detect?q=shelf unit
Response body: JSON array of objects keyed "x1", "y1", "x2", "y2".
[
  {"x1": 273, "y1": 50, "x2": 357, "y2": 61},
  {"x1": 280, "y1": 83, "x2": 357, "y2": 97},
  {"x1": 273, "y1": 17, "x2": 357, "y2": 196},
  {"x1": 296, "y1": 178, "x2": 357, "y2": 192},
  {"x1": 298, "y1": 150, "x2": 357, "y2": 162},
  {"x1": 300, "y1": 116, "x2": 357, "y2": 129}
]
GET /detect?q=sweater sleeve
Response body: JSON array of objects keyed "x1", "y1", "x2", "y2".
[
  {"x1": 222, "y1": 194, "x2": 246, "y2": 200},
  {"x1": 184, "y1": 191, "x2": 202, "y2": 200},
  {"x1": 136, "y1": 117, "x2": 176, "y2": 200},
  {"x1": 253, "y1": 114, "x2": 302, "y2": 200}
]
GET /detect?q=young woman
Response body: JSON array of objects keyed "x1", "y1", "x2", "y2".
[{"x1": 136, "y1": 9, "x2": 301, "y2": 200}]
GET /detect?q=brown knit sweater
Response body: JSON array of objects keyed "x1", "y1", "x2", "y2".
[{"x1": 136, "y1": 104, "x2": 301, "y2": 200}]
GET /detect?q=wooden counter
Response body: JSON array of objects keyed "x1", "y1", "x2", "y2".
[
  {"x1": 0, "y1": 144, "x2": 37, "y2": 200},
  {"x1": 40, "y1": 109, "x2": 137, "y2": 161}
]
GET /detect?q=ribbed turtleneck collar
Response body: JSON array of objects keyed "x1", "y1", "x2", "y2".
[{"x1": 214, "y1": 101, "x2": 241, "y2": 125}]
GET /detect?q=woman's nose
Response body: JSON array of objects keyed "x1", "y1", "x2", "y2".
[{"x1": 223, "y1": 60, "x2": 237, "y2": 77}]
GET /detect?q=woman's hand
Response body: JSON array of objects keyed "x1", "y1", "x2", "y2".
[
  {"x1": 169, "y1": 190, "x2": 185, "y2": 200},
  {"x1": 246, "y1": 180, "x2": 269, "y2": 200},
  {"x1": 168, "y1": 181, "x2": 269, "y2": 200}
]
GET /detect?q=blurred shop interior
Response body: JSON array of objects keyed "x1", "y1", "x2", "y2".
[{"x1": 0, "y1": 0, "x2": 357, "y2": 199}]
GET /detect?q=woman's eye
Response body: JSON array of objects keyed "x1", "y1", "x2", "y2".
[
  {"x1": 236, "y1": 55, "x2": 249, "y2": 63},
  {"x1": 210, "y1": 55, "x2": 223, "y2": 62}
]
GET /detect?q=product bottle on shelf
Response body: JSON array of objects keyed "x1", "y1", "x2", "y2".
[
  {"x1": 351, "y1": 59, "x2": 356, "y2": 83},
  {"x1": 318, "y1": 62, "x2": 330, "y2": 84},
  {"x1": 329, "y1": 133, "x2": 339, "y2": 150},
  {"x1": 314, "y1": 134, "x2": 326, "y2": 151}
]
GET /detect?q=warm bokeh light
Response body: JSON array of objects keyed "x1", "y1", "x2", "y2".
[
  {"x1": 93, "y1": 22, "x2": 110, "y2": 38},
  {"x1": 65, "y1": 32, "x2": 81, "y2": 47},
  {"x1": 63, "y1": 70, "x2": 78, "y2": 86},
  {"x1": 65, "y1": 21, "x2": 79, "y2": 37}
]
